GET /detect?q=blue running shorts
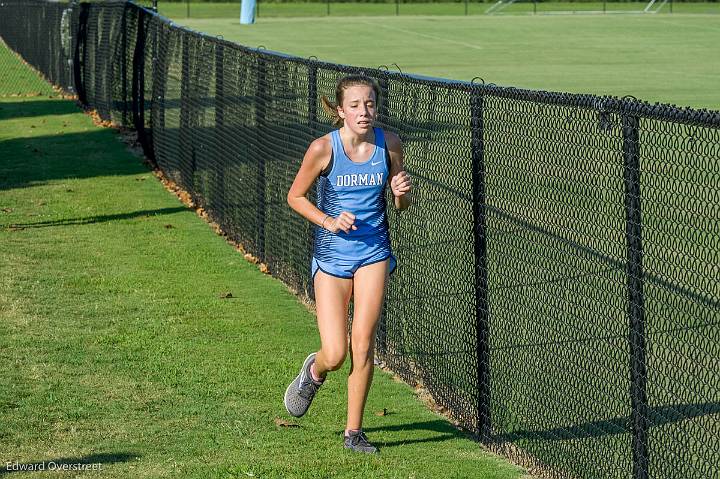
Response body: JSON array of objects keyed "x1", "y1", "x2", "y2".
[{"x1": 311, "y1": 250, "x2": 397, "y2": 281}]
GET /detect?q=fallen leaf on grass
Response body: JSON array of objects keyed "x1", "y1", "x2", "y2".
[
  {"x1": 87, "y1": 109, "x2": 115, "y2": 128},
  {"x1": 274, "y1": 417, "x2": 300, "y2": 428},
  {"x1": 164, "y1": 224, "x2": 173, "y2": 229},
  {"x1": 65, "y1": 188, "x2": 74, "y2": 193},
  {"x1": 375, "y1": 408, "x2": 389, "y2": 417},
  {"x1": 259, "y1": 263, "x2": 269, "y2": 274},
  {"x1": 209, "y1": 222, "x2": 223, "y2": 235},
  {"x1": 219, "y1": 291, "x2": 233, "y2": 299},
  {"x1": 1, "y1": 208, "x2": 12, "y2": 213}
]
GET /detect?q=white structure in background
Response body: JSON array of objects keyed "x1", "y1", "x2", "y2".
[{"x1": 241, "y1": 0, "x2": 256, "y2": 24}]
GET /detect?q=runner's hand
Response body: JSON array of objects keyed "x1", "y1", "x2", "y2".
[
  {"x1": 391, "y1": 170, "x2": 412, "y2": 197},
  {"x1": 326, "y1": 211, "x2": 357, "y2": 234}
]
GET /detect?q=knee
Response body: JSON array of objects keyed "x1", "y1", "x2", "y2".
[
  {"x1": 322, "y1": 348, "x2": 347, "y2": 371},
  {"x1": 349, "y1": 338, "x2": 374, "y2": 361}
]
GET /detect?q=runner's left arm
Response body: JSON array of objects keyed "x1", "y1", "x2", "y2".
[{"x1": 387, "y1": 132, "x2": 412, "y2": 211}]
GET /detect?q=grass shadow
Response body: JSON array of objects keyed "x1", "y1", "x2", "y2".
[
  {"x1": 0, "y1": 128, "x2": 148, "y2": 190},
  {"x1": 0, "y1": 98, "x2": 82, "y2": 121},
  {"x1": 1, "y1": 206, "x2": 189, "y2": 229},
  {"x1": 492, "y1": 401, "x2": 720, "y2": 442}
]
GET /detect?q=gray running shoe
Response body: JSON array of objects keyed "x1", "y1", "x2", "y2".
[
  {"x1": 344, "y1": 429, "x2": 379, "y2": 454},
  {"x1": 284, "y1": 352, "x2": 323, "y2": 417}
]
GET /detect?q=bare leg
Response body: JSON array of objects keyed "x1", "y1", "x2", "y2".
[
  {"x1": 313, "y1": 271, "x2": 353, "y2": 378},
  {"x1": 346, "y1": 259, "x2": 390, "y2": 434}
]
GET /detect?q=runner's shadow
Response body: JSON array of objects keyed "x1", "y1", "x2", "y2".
[
  {"x1": 348, "y1": 420, "x2": 467, "y2": 448},
  {"x1": 0, "y1": 452, "x2": 140, "y2": 475}
]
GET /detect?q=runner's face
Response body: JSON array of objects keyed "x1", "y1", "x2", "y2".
[{"x1": 338, "y1": 85, "x2": 377, "y2": 134}]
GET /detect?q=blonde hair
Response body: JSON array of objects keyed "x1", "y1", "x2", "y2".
[{"x1": 320, "y1": 74, "x2": 381, "y2": 128}]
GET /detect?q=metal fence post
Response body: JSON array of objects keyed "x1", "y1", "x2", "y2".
[
  {"x1": 471, "y1": 89, "x2": 491, "y2": 442},
  {"x1": 306, "y1": 62, "x2": 319, "y2": 292},
  {"x1": 378, "y1": 74, "x2": 390, "y2": 127},
  {"x1": 132, "y1": 9, "x2": 153, "y2": 161},
  {"x1": 622, "y1": 110, "x2": 649, "y2": 479},
  {"x1": 120, "y1": 5, "x2": 128, "y2": 125},
  {"x1": 215, "y1": 43, "x2": 225, "y2": 216},
  {"x1": 308, "y1": 63, "x2": 317, "y2": 127},
  {"x1": 148, "y1": 7, "x2": 158, "y2": 151},
  {"x1": 215, "y1": 44, "x2": 225, "y2": 145},
  {"x1": 73, "y1": 2, "x2": 89, "y2": 105},
  {"x1": 179, "y1": 33, "x2": 194, "y2": 188},
  {"x1": 151, "y1": 21, "x2": 167, "y2": 147},
  {"x1": 255, "y1": 55, "x2": 267, "y2": 262}
]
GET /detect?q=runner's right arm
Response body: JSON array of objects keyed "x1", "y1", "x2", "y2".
[{"x1": 287, "y1": 136, "x2": 357, "y2": 234}]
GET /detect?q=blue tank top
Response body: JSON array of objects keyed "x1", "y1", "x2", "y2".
[{"x1": 314, "y1": 127, "x2": 391, "y2": 259}]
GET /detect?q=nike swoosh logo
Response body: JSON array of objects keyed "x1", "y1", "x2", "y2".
[{"x1": 371, "y1": 161, "x2": 382, "y2": 166}]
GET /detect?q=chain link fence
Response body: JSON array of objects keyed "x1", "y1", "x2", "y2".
[{"x1": 1, "y1": 2, "x2": 718, "y2": 478}]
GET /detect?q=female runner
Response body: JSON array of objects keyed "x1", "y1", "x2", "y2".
[{"x1": 284, "y1": 74, "x2": 412, "y2": 454}]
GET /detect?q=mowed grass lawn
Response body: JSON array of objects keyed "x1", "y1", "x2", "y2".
[
  {"x1": 0, "y1": 48, "x2": 530, "y2": 477},
  {"x1": 158, "y1": 3, "x2": 720, "y2": 110}
]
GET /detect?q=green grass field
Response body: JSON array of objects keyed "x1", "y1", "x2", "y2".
[
  {"x1": 156, "y1": 2, "x2": 720, "y2": 110},
  {"x1": 0, "y1": 42, "x2": 533, "y2": 477}
]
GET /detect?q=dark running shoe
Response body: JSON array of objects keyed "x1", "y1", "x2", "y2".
[
  {"x1": 284, "y1": 352, "x2": 324, "y2": 417},
  {"x1": 344, "y1": 429, "x2": 379, "y2": 454}
]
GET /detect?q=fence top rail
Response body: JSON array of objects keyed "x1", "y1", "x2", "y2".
[{"x1": 123, "y1": 0, "x2": 720, "y2": 129}]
